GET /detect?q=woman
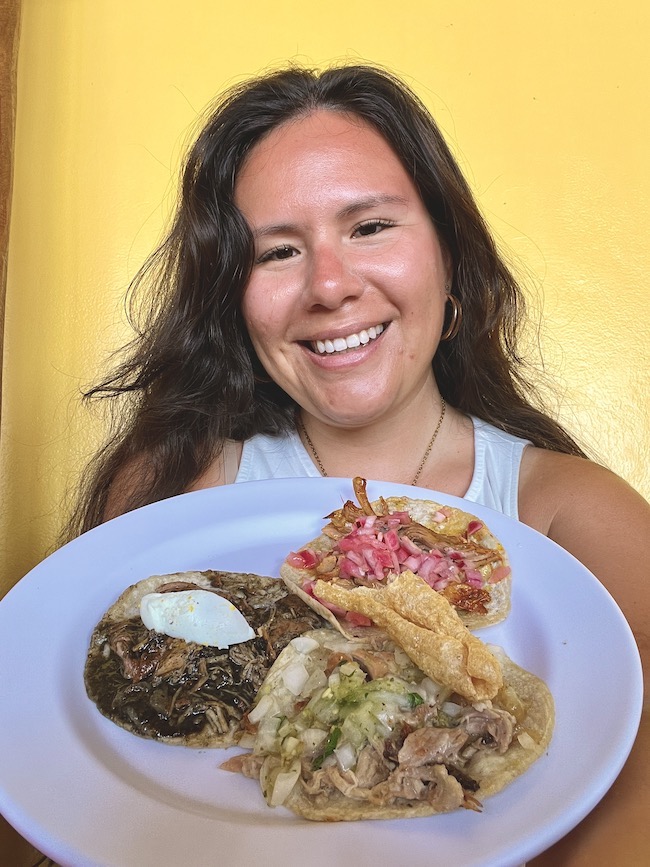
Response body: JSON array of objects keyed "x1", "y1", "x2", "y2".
[{"x1": 65, "y1": 65, "x2": 648, "y2": 860}]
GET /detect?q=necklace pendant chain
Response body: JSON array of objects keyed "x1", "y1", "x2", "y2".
[
  {"x1": 298, "y1": 399, "x2": 447, "y2": 486},
  {"x1": 410, "y1": 398, "x2": 446, "y2": 485},
  {"x1": 299, "y1": 423, "x2": 328, "y2": 478}
]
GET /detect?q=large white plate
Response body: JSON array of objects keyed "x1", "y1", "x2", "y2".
[{"x1": 0, "y1": 478, "x2": 642, "y2": 867}]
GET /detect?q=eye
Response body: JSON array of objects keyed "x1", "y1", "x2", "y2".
[
  {"x1": 256, "y1": 244, "x2": 298, "y2": 264},
  {"x1": 352, "y1": 219, "x2": 395, "y2": 238}
]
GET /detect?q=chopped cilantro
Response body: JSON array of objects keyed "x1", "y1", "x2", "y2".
[{"x1": 312, "y1": 726, "x2": 342, "y2": 770}]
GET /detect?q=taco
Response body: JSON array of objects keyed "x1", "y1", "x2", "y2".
[
  {"x1": 84, "y1": 570, "x2": 323, "y2": 747},
  {"x1": 222, "y1": 623, "x2": 554, "y2": 820},
  {"x1": 281, "y1": 477, "x2": 511, "y2": 632}
]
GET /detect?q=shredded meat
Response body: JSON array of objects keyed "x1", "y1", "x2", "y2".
[
  {"x1": 323, "y1": 478, "x2": 388, "y2": 535},
  {"x1": 107, "y1": 620, "x2": 174, "y2": 683},
  {"x1": 221, "y1": 753, "x2": 265, "y2": 778},
  {"x1": 459, "y1": 705, "x2": 516, "y2": 754},
  {"x1": 353, "y1": 476, "x2": 378, "y2": 516},
  {"x1": 354, "y1": 745, "x2": 391, "y2": 789},
  {"x1": 399, "y1": 523, "x2": 500, "y2": 563},
  {"x1": 154, "y1": 641, "x2": 195, "y2": 679},
  {"x1": 297, "y1": 723, "x2": 478, "y2": 812},
  {"x1": 383, "y1": 722, "x2": 414, "y2": 764},
  {"x1": 440, "y1": 583, "x2": 491, "y2": 614},
  {"x1": 85, "y1": 572, "x2": 322, "y2": 743},
  {"x1": 368, "y1": 762, "x2": 465, "y2": 810},
  {"x1": 444, "y1": 763, "x2": 480, "y2": 793},
  {"x1": 326, "y1": 766, "x2": 367, "y2": 799},
  {"x1": 398, "y1": 725, "x2": 469, "y2": 767}
]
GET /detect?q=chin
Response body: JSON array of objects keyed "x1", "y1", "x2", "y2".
[{"x1": 317, "y1": 401, "x2": 396, "y2": 429}]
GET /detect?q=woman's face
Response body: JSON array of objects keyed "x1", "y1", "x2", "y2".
[{"x1": 237, "y1": 110, "x2": 451, "y2": 429}]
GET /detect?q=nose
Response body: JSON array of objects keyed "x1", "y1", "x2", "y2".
[{"x1": 305, "y1": 242, "x2": 364, "y2": 309}]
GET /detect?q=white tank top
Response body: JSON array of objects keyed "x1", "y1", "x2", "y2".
[{"x1": 236, "y1": 416, "x2": 530, "y2": 520}]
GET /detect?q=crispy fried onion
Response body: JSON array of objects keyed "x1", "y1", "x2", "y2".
[{"x1": 313, "y1": 571, "x2": 503, "y2": 702}]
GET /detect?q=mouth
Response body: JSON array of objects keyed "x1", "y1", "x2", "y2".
[{"x1": 308, "y1": 323, "x2": 386, "y2": 355}]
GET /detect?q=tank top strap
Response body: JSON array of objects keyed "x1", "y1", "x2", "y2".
[{"x1": 463, "y1": 417, "x2": 530, "y2": 520}]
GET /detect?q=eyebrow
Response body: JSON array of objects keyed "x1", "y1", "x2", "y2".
[
  {"x1": 250, "y1": 194, "x2": 410, "y2": 239},
  {"x1": 337, "y1": 194, "x2": 409, "y2": 218}
]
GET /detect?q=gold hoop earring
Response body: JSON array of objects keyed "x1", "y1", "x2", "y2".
[{"x1": 440, "y1": 294, "x2": 463, "y2": 341}]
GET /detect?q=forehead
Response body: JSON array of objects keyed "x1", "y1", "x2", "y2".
[
  {"x1": 235, "y1": 109, "x2": 417, "y2": 205},
  {"x1": 246, "y1": 109, "x2": 394, "y2": 159}
]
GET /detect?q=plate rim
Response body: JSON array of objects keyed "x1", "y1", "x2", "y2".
[{"x1": 0, "y1": 477, "x2": 643, "y2": 867}]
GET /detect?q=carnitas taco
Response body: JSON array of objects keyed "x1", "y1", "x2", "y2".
[
  {"x1": 281, "y1": 477, "x2": 511, "y2": 633},
  {"x1": 223, "y1": 579, "x2": 553, "y2": 820},
  {"x1": 84, "y1": 570, "x2": 323, "y2": 747}
]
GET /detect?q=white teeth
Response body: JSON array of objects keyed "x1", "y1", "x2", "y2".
[{"x1": 313, "y1": 324, "x2": 384, "y2": 355}]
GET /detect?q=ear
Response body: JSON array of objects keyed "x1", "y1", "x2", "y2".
[{"x1": 440, "y1": 239, "x2": 454, "y2": 290}]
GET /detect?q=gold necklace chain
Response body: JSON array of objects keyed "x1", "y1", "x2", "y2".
[{"x1": 298, "y1": 399, "x2": 447, "y2": 486}]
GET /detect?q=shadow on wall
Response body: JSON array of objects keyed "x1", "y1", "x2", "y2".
[{"x1": 0, "y1": 0, "x2": 21, "y2": 417}]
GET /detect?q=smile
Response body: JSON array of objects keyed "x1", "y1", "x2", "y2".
[{"x1": 311, "y1": 324, "x2": 385, "y2": 355}]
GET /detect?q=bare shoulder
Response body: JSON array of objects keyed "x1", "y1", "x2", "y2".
[
  {"x1": 186, "y1": 439, "x2": 243, "y2": 491},
  {"x1": 519, "y1": 446, "x2": 650, "y2": 549},
  {"x1": 519, "y1": 446, "x2": 650, "y2": 687},
  {"x1": 103, "y1": 441, "x2": 244, "y2": 521}
]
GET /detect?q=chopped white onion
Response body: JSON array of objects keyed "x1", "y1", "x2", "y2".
[
  {"x1": 419, "y1": 677, "x2": 443, "y2": 702},
  {"x1": 394, "y1": 648, "x2": 411, "y2": 668},
  {"x1": 248, "y1": 693, "x2": 277, "y2": 724},
  {"x1": 299, "y1": 727, "x2": 328, "y2": 752},
  {"x1": 281, "y1": 735, "x2": 300, "y2": 755},
  {"x1": 259, "y1": 755, "x2": 275, "y2": 804},
  {"x1": 256, "y1": 716, "x2": 282, "y2": 753},
  {"x1": 281, "y1": 660, "x2": 310, "y2": 696},
  {"x1": 442, "y1": 701, "x2": 463, "y2": 718},
  {"x1": 290, "y1": 635, "x2": 320, "y2": 654},
  {"x1": 334, "y1": 741, "x2": 357, "y2": 772},
  {"x1": 269, "y1": 759, "x2": 302, "y2": 806},
  {"x1": 517, "y1": 731, "x2": 537, "y2": 750},
  {"x1": 328, "y1": 670, "x2": 341, "y2": 689},
  {"x1": 301, "y1": 668, "x2": 328, "y2": 697}
]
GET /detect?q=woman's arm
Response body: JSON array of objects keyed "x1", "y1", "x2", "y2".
[
  {"x1": 520, "y1": 449, "x2": 650, "y2": 680},
  {"x1": 520, "y1": 450, "x2": 650, "y2": 865}
]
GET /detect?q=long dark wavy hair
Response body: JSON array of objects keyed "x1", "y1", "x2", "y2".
[{"x1": 63, "y1": 63, "x2": 586, "y2": 540}]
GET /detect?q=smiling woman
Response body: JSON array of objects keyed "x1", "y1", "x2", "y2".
[
  {"x1": 60, "y1": 66, "x2": 649, "y2": 638},
  {"x1": 63, "y1": 64, "x2": 594, "y2": 536},
  {"x1": 8, "y1": 59, "x2": 650, "y2": 865}
]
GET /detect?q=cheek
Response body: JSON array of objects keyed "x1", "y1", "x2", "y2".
[
  {"x1": 241, "y1": 287, "x2": 284, "y2": 357},
  {"x1": 389, "y1": 245, "x2": 446, "y2": 300},
  {"x1": 241, "y1": 281, "x2": 268, "y2": 340},
  {"x1": 242, "y1": 271, "x2": 292, "y2": 328}
]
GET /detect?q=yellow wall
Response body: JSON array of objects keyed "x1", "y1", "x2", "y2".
[{"x1": 2, "y1": 1, "x2": 649, "y2": 593}]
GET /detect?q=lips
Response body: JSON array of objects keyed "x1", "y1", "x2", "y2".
[{"x1": 311, "y1": 323, "x2": 385, "y2": 355}]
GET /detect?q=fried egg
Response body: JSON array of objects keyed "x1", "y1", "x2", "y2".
[{"x1": 140, "y1": 589, "x2": 255, "y2": 648}]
